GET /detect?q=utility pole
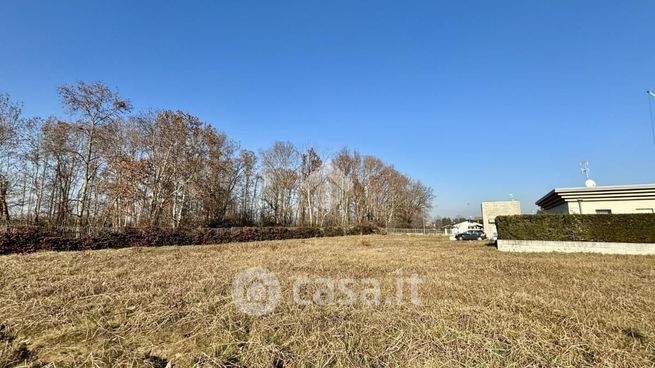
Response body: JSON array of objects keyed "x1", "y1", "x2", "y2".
[{"x1": 647, "y1": 91, "x2": 655, "y2": 149}]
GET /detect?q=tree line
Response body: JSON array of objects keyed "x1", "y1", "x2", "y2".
[{"x1": 0, "y1": 81, "x2": 433, "y2": 231}]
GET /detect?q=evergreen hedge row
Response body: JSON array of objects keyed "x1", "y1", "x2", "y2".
[
  {"x1": 496, "y1": 214, "x2": 655, "y2": 243},
  {"x1": 0, "y1": 225, "x2": 382, "y2": 255}
]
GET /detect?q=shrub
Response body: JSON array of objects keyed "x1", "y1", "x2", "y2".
[
  {"x1": 496, "y1": 214, "x2": 655, "y2": 243},
  {"x1": 0, "y1": 224, "x2": 382, "y2": 255}
]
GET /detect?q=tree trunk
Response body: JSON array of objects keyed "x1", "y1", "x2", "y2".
[
  {"x1": 0, "y1": 175, "x2": 11, "y2": 224},
  {"x1": 77, "y1": 124, "x2": 95, "y2": 234}
]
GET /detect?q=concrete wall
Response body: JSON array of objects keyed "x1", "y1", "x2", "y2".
[
  {"x1": 498, "y1": 239, "x2": 655, "y2": 255},
  {"x1": 481, "y1": 201, "x2": 521, "y2": 238}
]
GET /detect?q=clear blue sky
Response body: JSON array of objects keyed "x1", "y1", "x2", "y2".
[{"x1": 2, "y1": 1, "x2": 654, "y2": 217}]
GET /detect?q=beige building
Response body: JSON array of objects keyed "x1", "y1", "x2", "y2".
[
  {"x1": 481, "y1": 200, "x2": 522, "y2": 238},
  {"x1": 536, "y1": 184, "x2": 655, "y2": 214}
]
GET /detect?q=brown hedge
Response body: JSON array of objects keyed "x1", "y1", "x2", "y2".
[
  {"x1": 0, "y1": 225, "x2": 382, "y2": 255},
  {"x1": 496, "y1": 214, "x2": 655, "y2": 243}
]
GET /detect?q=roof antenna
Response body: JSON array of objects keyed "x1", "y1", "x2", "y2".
[{"x1": 580, "y1": 160, "x2": 596, "y2": 188}]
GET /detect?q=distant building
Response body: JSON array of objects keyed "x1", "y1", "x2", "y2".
[
  {"x1": 536, "y1": 184, "x2": 655, "y2": 214},
  {"x1": 444, "y1": 221, "x2": 482, "y2": 236},
  {"x1": 446, "y1": 221, "x2": 483, "y2": 236},
  {"x1": 481, "y1": 201, "x2": 522, "y2": 239}
]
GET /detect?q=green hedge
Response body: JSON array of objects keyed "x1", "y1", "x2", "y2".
[
  {"x1": 0, "y1": 225, "x2": 382, "y2": 255},
  {"x1": 496, "y1": 214, "x2": 655, "y2": 243}
]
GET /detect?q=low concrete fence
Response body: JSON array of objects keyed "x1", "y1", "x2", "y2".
[{"x1": 497, "y1": 239, "x2": 655, "y2": 255}]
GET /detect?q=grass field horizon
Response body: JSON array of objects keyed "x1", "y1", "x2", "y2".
[{"x1": 1, "y1": 235, "x2": 654, "y2": 367}]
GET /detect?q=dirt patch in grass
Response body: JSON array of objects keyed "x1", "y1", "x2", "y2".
[
  {"x1": 0, "y1": 324, "x2": 38, "y2": 368},
  {"x1": 0, "y1": 235, "x2": 654, "y2": 367}
]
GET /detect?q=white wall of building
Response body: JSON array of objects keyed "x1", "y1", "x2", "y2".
[{"x1": 552, "y1": 199, "x2": 655, "y2": 214}]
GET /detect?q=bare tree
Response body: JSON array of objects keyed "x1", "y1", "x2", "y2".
[
  {"x1": 260, "y1": 142, "x2": 300, "y2": 225},
  {"x1": 299, "y1": 147, "x2": 323, "y2": 226},
  {"x1": 1, "y1": 82, "x2": 435, "y2": 231},
  {"x1": 58, "y1": 81, "x2": 131, "y2": 232},
  {"x1": 0, "y1": 94, "x2": 23, "y2": 224},
  {"x1": 236, "y1": 150, "x2": 257, "y2": 224},
  {"x1": 38, "y1": 120, "x2": 84, "y2": 227}
]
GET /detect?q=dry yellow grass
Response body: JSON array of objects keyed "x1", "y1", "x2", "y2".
[{"x1": 0, "y1": 235, "x2": 654, "y2": 367}]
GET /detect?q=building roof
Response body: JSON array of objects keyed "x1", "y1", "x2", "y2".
[{"x1": 536, "y1": 183, "x2": 655, "y2": 210}]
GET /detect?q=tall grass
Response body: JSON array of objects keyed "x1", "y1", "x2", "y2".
[{"x1": 0, "y1": 235, "x2": 653, "y2": 367}]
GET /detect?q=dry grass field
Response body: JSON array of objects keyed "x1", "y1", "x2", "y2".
[{"x1": 1, "y1": 235, "x2": 654, "y2": 367}]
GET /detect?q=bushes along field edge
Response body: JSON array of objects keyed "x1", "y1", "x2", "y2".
[{"x1": 0, "y1": 225, "x2": 383, "y2": 255}]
